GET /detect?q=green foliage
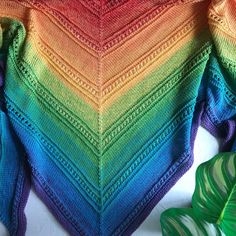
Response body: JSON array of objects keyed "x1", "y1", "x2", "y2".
[{"x1": 160, "y1": 153, "x2": 236, "y2": 236}]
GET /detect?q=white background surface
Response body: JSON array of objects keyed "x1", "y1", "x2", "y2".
[{"x1": 0, "y1": 126, "x2": 219, "y2": 236}]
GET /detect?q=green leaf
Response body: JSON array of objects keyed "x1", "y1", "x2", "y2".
[
  {"x1": 160, "y1": 152, "x2": 236, "y2": 236},
  {"x1": 161, "y1": 208, "x2": 225, "y2": 236}
]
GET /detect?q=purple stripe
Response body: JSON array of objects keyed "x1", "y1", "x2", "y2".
[
  {"x1": 31, "y1": 175, "x2": 83, "y2": 236},
  {"x1": 201, "y1": 106, "x2": 236, "y2": 151},
  {"x1": 0, "y1": 59, "x2": 4, "y2": 87},
  {"x1": 16, "y1": 173, "x2": 31, "y2": 236},
  {"x1": 201, "y1": 109, "x2": 221, "y2": 138}
]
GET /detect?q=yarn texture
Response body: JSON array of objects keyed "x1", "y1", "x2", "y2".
[{"x1": 0, "y1": 0, "x2": 236, "y2": 235}]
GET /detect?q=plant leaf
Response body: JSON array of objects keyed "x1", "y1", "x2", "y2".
[
  {"x1": 160, "y1": 152, "x2": 236, "y2": 235},
  {"x1": 192, "y1": 152, "x2": 236, "y2": 234},
  {"x1": 161, "y1": 208, "x2": 225, "y2": 236}
]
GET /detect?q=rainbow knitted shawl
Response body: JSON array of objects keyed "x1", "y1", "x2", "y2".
[{"x1": 1, "y1": 0, "x2": 236, "y2": 235}]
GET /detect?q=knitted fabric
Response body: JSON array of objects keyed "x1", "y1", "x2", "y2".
[{"x1": 0, "y1": 0, "x2": 236, "y2": 235}]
